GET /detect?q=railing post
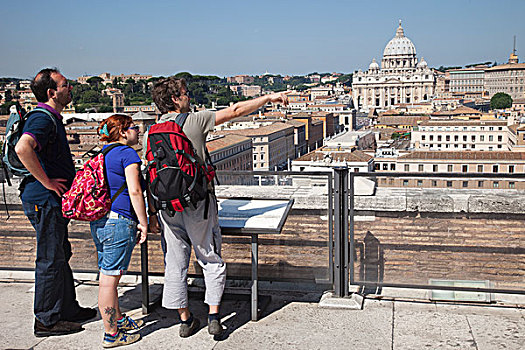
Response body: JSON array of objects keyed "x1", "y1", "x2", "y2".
[
  {"x1": 334, "y1": 167, "x2": 349, "y2": 297},
  {"x1": 141, "y1": 238, "x2": 149, "y2": 314}
]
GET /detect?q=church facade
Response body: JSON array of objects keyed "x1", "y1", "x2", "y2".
[{"x1": 352, "y1": 21, "x2": 436, "y2": 112}]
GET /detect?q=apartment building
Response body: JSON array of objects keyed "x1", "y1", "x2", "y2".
[
  {"x1": 219, "y1": 122, "x2": 295, "y2": 170},
  {"x1": 484, "y1": 62, "x2": 525, "y2": 100},
  {"x1": 411, "y1": 120, "x2": 516, "y2": 151},
  {"x1": 310, "y1": 112, "x2": 338, "y2": 138},
  {"x1": 78, "y1": 73, "x2": 152, "y2": 85},
  {"x1": 309, "y1": 86, "x2": 333, "y2": 100},
  {"x1": 291, "y1": 113, "x2": 324, "y2": 151},
  {"x1": 448, "y1": 66, "x2": 487, "y2": 98},
  {"x1": 226, "y1": 75, "x2": 254, "y2": 84},
  {"x1": 292, "y1": 147, "x2": 373, "y2": 173},
  {"x1": 206, "y1": 133, "x2": 252, "y2": 184},
  {"x1": 122, "y1": 104, "x2": 159, "y2": 115},
  {"x1": 375, "y1": 115, "x2": 430, "y2": 131},
  {"x1": 229, "y1": 84, "x2": 262, "y2": 97},
  {"x1": 374, "y1": 151, "x2": 525, "y2": 189}
]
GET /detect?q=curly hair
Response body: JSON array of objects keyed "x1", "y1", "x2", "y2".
[
  {"x1": 97, "y1": 114, "x2": 133, "y2": 142},
  {"x1": 151, "y1": 77, "x2": 187, "y2": 114}
]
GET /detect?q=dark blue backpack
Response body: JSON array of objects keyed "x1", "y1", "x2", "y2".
[{"x1": 1, "y1": 104, "x2": 57, "y2": 179}]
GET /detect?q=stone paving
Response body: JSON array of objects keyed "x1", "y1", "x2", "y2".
[{"x1": 1, "y1": 274, "x2": 524, "y2": 350}]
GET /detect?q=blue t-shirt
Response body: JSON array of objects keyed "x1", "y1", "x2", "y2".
[
  {"x1": 103, "y1": 144, "x2": 145, "y2": 222},
  {"x1": 21, "y1": 107, "x2": 75, "y2": 206}
]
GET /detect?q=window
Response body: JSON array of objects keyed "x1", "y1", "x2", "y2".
[
  {"x1": 433, "y1": 165, "x2": 438, "y2": 172},
  {"x1": 493, "y1": 181, "x2": 499, "y2": 188},
  {"x1": 480, "y1": 135, "x2": 485, "y2": 141},
  {"x1": 498, "y1": 135, "x2": 503, "y2": 142},
  {"x1": 462, "y1": 181, "x2": 468, "y2": 188},
  {"x1": 404, "y1": 164, "x2": 410, "y2": 172},
  {"x1": 489, "y1": 135, "x2": 494, "y2": 141},
  {"x1": 462, "y1": 165, "x2": 468, "y2": 173},
  {"x1": 509, "y1": 165, "x2": 515, "y2": 173},
  {"x1": 448, "y1": 165, "x2": 453, "y2": 172},
  {"x1": 446, "y1": 135, "x2": 450, "y2": 141},
  {"x1": 430, "y1": 135, "x2": 434, "y2": 141},
  {"x1": 509, "y1": 182, "x2": 515, "y2": 189},
  {"x1": 432, "y1": 180, "x2": 437, "y2": 187},
  {"x1": 477, "y1": 165, "x2": 483, "y2": 172},
  {"x1": 382, "y1": 164, "x2": 388, "y2": 170},
  {"x1": 390, "y1": 164, "x2": 396, "y2": 171},
  {"x1": 493, "y1": 165, "x2": 499, "y2": 173},
  {"x1": 403, "y1": 180, "x2": 409, "y2": 186},
  {"x1": 463, "y1": 135, "x2": 467, "y2": 141},
  {"x1": 446, "y1": 181, "x2": 453, "y2": 187},
  {"x1": 422, "y1": 135, "x2": 426, "y2": 140},
  {"x1": 471, "y1": 135, "x2": 475, "y2": 141},
  {"x1": 417, "y1": 180, "x2": 423, "y2": 187},
  {"x1": 418, "y1": 165, "x2": 424, "y2": 172},
  {"x1": 454, "y1": 135, "x2": 459, "y2": 141},
  {"x1": 438, "y1": 135, "x2": 442, "y2": 141},
  {"x1": 478, "y1": 180, "x2": 484, "y2": 187}
]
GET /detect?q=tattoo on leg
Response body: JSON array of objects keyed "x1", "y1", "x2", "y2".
[{"x1": 104, "y1": 307, "x2": 117, "y2": 328}]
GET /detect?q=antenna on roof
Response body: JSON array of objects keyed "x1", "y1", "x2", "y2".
[{"x1": 513, "y1": 35, "x2": 517, "y2": 55}]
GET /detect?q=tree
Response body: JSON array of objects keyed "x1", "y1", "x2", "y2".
[
  {"x1": 490, "y1": 92, "x2": 512, "y2": 110},
  {"x1": 87, "y1": 76, "x2": 104, "y2": 90}
]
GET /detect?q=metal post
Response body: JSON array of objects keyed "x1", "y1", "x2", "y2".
[
  {"x1": 328, "y1": 172, "x2": 334, "y2": 284},
  {"x1": 141, "y1": 239, "x2": 150, "y2": 314},
  {"x1": 251, "y1": 233, "x2": 259, "y2": 321},
  {"x1": 334, "y1": 167, "x2": 349, "y2": 297}
]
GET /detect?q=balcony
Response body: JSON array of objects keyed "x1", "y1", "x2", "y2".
[{"x1": 1, "y1": 170, "x2": 524, "y2": 348}]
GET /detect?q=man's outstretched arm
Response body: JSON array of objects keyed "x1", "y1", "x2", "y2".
[{"x1": 215, "y1": 91, "x2": 289, "y2": 126}]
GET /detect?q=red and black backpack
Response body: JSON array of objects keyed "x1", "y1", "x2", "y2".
[{"x1": 145, "y1": 113, "x2": 216, "y2": 218}]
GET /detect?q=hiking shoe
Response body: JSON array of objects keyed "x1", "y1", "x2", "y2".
[
  {"x1": 179, "y1": 316, "x2": 200, "y2": 338},
  {"x1": 34, "y1": 319, "x2": 83, "y2": 337},
  {"x1": 208, "y1": 319, "x2": 223, "y2": 336},
  {"x1": 117, "y1": 314, "x2": 144, "y2": 331},
  {"x1": 102, "y1": 330, "x2": 140, "y2": 348},
  {"x1": 63, "y1": 307, "x2": 97, "y2": 323}
]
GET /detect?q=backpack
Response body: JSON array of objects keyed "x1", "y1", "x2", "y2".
[
  {"x1": 1, "y1": 104, "x2": 58, "y2": 179},
  {"x1": 145, "y1": 113, "x2": 216, "y2": 218},
  {"x1": 62, "y1": 143, "x2": 129, "y2": 221}
]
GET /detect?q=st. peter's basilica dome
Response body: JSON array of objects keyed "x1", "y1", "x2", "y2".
[{"x1": 383, "y1": 21, "x2": 416, "y2": 57}]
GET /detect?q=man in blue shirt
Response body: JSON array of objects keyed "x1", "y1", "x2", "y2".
[{"x1": 15, "y1": 68, "x2": 96, "y2": 337}]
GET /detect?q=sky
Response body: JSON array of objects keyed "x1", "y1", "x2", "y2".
[{"x1": 1, "y1": 0, "x2": 524, "y2": 79}]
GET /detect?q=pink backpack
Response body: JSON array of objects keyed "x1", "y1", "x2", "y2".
[{"x1": 62, "y1": 143, "x2": 128, "y2": 221}]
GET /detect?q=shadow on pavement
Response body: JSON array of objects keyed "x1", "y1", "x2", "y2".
[{"x1": 115, "y1": 283, "x2": 324, "y2": 341}]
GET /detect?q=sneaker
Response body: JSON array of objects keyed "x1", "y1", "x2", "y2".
[
  {"x1": 63, "y1": 307, "x2": 97, "y2": 323},
  {"x1": 102, "y1": 330, "x2": 140, "y2": 348},
  {"x1": 179, "y1": 316, "x2": 200, "y2": 338},
  {"x1": 34, "y1": 319, "x2": 83, "y2": 337},
  {"x1": 117, "y1": 314, "x2": 144, "y2": 331},
  {"x1": 208, "y1": 319, "x2": 223, "y2": 336}
]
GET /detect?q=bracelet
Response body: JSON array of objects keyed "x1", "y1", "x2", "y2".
[{"x1": 147, "y1": 209, "x2": 157, "y2": 216}]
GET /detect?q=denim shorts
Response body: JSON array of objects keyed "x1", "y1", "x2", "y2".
[{"x1": 90, "y1": 212, "x2": 137, "y2": 276}]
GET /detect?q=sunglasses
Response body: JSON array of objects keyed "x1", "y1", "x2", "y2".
[{"x1": 126, "y1": 125, "x2": 140, "y2": 132}]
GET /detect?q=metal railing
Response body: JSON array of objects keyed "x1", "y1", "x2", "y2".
[{"x1": 332, "y1": 168, "x2": 525, "y2": 297}]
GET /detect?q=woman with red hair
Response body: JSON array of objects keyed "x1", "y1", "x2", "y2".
[{"x1": 91, "y1": 114, "x2": 147, "y2": 347}]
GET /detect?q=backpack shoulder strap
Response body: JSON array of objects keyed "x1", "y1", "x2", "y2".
[
  {"x1": 25, "y1": 108, "x2": 59, "y2": 143},
  {"x1": 100, "y1": 142, "x2": 128, "y2": 156},
  {"x1": 99, "y1": 143, "x2": 132, "y2": 203},
  {"x1": 174, "y1": 113, "x2": 189, "y2": 128}
]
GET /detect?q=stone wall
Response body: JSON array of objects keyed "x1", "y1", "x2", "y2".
[{"x1": 1, "y1": 181, "x2": 523, "y2": 289}]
